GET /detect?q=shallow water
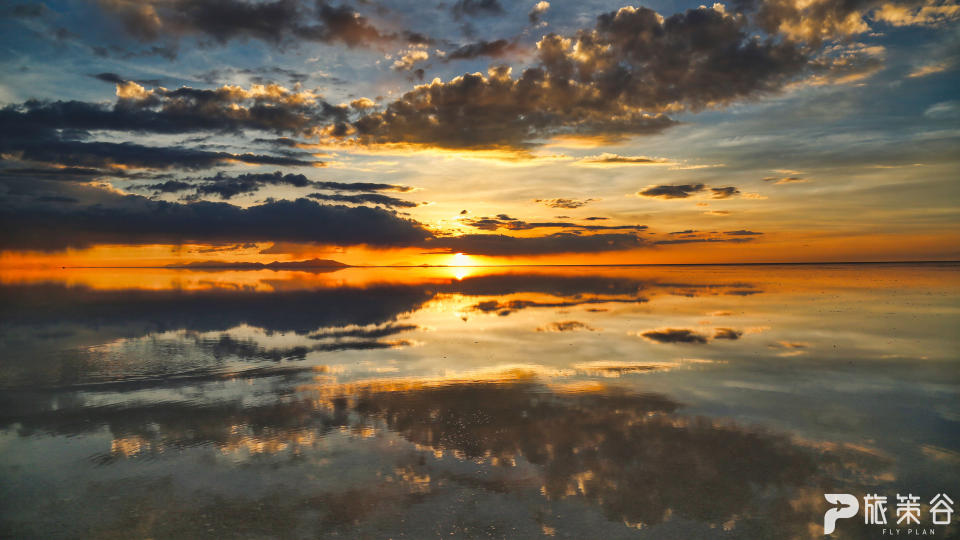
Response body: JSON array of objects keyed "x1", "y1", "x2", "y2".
[{"x1": 1, "y1": 264, "x2": 958, "y2": 538}]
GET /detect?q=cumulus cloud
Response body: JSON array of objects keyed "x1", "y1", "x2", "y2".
[
  {"x1": 328, "y1": 4, "x2": 817, "y2": 152},
  {"x1": 638, "y1": 184, "x2": 707, "y2": 199},
  {"x1": 528, "y1": 1, "x2": 550, "y2": 23},
  {"x1": 320, "y1": 0, "x2": 932, "y2": 155},
  {"x1": 392, "y1": 47, "x2": 430, "y2": 71}
]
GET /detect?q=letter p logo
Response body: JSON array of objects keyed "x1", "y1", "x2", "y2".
[{"x1": 824, "y1": 493, "x2": 859, "y2": 535}]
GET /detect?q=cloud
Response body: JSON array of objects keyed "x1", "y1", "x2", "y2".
[
  {"x1": 528, "y1": 1, "x2": 550, "y2": 23},
  {"x1": 536, "y1": 320, "x2": 595, "y2": 332},
  {"x1": 138, "y1": 171, "x2": 413, "y2": 200},
  {"x1": 576, "y1": 153, "x2": 671, "y2": 166},
  {"x1": 91, "y1": 72, "x2": 162, "y2": 86},
  {"x1": 306, "y1": 192, "x2": 418, "y2": 208},
  {"x1": 762, "y1": 176, "x2": 807, "y2": 184},
  {"x1": 4, "y1": 180, "x2": 654, "y2": 256},
  {"x1": 640, "y1": 328, "x2": 709, "y2": 344},
  {"x1": 907, "y1": 61, "x2": 953, "y2": 78},
  {"x1": 26, "y1": 81, "x2": 342, "y2": 135},
  {"x1": 461, "y1": 216, "x2": 646, "y2": 232},
  {"x1": 392, "y1": 47, "x2": 430, "y2": 71},
  {"x1": 96, "y1": 0, "x2": 429, "y2": 49},
  {"x1": 713, "y1": 328, "x2": 743, "y2": 340},
  {"x1": 725, "y1": 230, "x2": 763, "y2": 236},
  {"x1": 872, "y1": 0, "x2": 960, "y2": 27},
  {"x1": 534, "y1": 198, "x2": 595, "y2": 209},
  {"x1": 1, "y1": 137, "x2": 315, "y2": 170},
  {"x1": 711, "y1": 186, "x2": 741, "y2": 199},
  {"x1": 446, "y1": 39, "x2": 517, "y2": 60},
  {"x1": 0, "y1": 193, "x2": 431, "y2": 251},
  {"x1": 924, "y1": 100, "x2": 960, "y2": 119},
  {"x1": 0, "y1": 83, "x2": 348, "y2": 170},
  {"x1": 144, "y1": 179, "x2": 195, "y2": 193},
  {"x1": 638, "y1": 184, "x2": 706, "y2": 199},
  {"x1": 426, "y1": 232, "x2": 646, "y2": 256},
  {"x1": 451, "y1": 0, "x2": 504, "y2": 19},
  {"x1": 330, "y1": 3, "x2": 820, "y2": 153}
]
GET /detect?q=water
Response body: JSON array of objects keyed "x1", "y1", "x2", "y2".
[{"x1": 1, "y1": 264, "x2": 958, "y2": 538}]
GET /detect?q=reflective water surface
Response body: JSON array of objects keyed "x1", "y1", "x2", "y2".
[{"x1": 1, "y1": 264, "x2": 958, "y2": 538}]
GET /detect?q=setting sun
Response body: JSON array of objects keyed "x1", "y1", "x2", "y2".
[{"x1": 450, "y1": 252, "x2": 473, "y2": 266}]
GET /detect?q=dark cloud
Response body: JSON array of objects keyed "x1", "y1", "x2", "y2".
[
  {"x1": 0, "y1": 84, "x2": 346, "y2": 170},
  {"x1": 711, "y1": 186, "x2": 741, "y2": 199},
  {"x1": 638, "y1": 184, "x2": 706, "y2": 199},
  {"x1": 713, "y1": 328, "x2": 743, "y2": 340},
  {"x1": 140, "y1": 171, "x2": 414, "y2": 200},
  {"x1": 426, "y1": 232, "x2": 646, "y2": 256},
  {"x1": 1, "y1": 137, "x2": 315, "y2": 170},
  {"x1": 640, "y1": 328, "x2": 709, "y2": 344},
  {"x1": 192, "y1": 171, "x2": 311, "y2": 199},
  {"x1": 461, "y1": 216, "x2": 646, "y2": 232},
  {"x1": 584, "y1": 216, "x2": 608, "y2": 221},
  {"x1": 536, "y1": 320, "x2": 595, "y2": 332},
  {"x1": 0, "y1": 193, "x2": 430, "y2": 251},
  {"x1": 451, "y1": 0, "x2": 504, "y2": 19},
  {"x1": 0, "y1": 165, "x2": 163, "y2": 183},
  {"x1": 144, "y1": 180, "x2": 195, "y2": 193},
  {"x1": 97, "y1": 0, "x2": 430, "y2": 49},
  {"x1": 654, "y1": 236, "x2": 754, "y2": 245},
  {"x1": 535, "y1": 198, "x2": 595, "y2": 209},
  {"x1": 306, "y1": 192, "x2": 418, "y2": 208},
  {"x1": 0, "y1": 83, "x2": 346, "y2": 136},
  {"x1": 725, "y1": 230, "x2": 763, "y2": 236},
  {"x1": 446, "y1": 39, "x2": 516, "y2": 60}
]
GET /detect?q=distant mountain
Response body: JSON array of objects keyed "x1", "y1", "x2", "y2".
[{"x1": 168, "y1": 258, "x2": 349, "y2": 270}]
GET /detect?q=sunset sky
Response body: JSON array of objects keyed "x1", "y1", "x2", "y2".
[{"x1": 1, "y1": 0, "x2": 958, "y2": 266}]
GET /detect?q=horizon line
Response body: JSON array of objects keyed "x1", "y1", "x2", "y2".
[{"x1": 53, "y1": 260, "x2": 960, "y2": 270}]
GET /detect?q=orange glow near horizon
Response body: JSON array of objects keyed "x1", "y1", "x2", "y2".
[{"x1": 1, "y1": 230, "x2": 958, "y2": 271}]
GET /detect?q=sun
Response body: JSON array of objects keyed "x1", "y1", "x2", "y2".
[{"x1": 450, "y1": 252, "x2": 472, "y2": 266}]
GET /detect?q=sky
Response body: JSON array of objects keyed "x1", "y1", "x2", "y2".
[{"x1": 0, "y1": 0, "x2": 958, "y2": 266}]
